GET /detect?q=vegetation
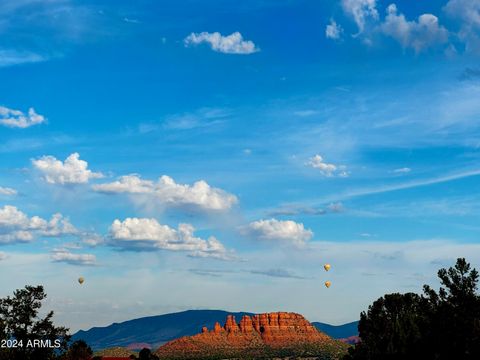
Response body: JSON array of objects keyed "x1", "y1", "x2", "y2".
[
  {"x1": 62, "y1": 340, "x2": 93, "y2": 360},
  {"x1": 345, "y1": 258, "x2": 480, "y2": 360},
  {"x1": 0, "y1": 285, "x2": 70, "y2": 360},
  {"x1": 138, "y1": 348, "x2": 159, "y2": 360}
]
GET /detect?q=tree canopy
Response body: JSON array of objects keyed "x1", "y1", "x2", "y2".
[
  {"x1": 0, "y1": 285, "x2": 70, "y2": 360},
  {"x1": 345, "y1": 258, "x2": 480, "y2": 360}
]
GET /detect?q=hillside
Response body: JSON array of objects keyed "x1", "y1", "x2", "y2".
[
  {"x1": 72, "y1": 310, "x2": 358, "y2": 350},
  {"x1": 155, "y1": 312, "x2": 348, "y2": 359}
]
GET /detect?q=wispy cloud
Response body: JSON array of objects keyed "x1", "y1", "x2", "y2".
[
  {"x1": 393, "y1": 167, "x2": 412, "y2": 174},
  {"x1": 343, "y1": 168, "x2": 480, "y2": 200},
  {"x1": 267, "y1": 202, "x2": 344, "y2": 217},
  {"x1": 0, "y1": 50, "x2": 46, "y2": 67},
  {"x1": 249, "y1": 268, "x2": 307, "y2": 279},
  {"x1": 0, "y1": 187, "x2": 17, "y2": 196},
  {"x1": 306, "y1": 168, "x2": 480, "y2": 206}
]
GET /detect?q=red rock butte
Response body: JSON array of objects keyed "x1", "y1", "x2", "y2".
[{"x1": 155, "y1": 312, "x2": 347, "y2": 359}]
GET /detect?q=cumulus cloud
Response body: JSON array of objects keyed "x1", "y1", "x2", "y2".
[
  {"x1": 32, "y1": 153, "x2": 104, "y2": 185},
  {"x1": 444, "y1": 0, "x2": 480, "y2": 28},
  {"x1": 381, "y1": 4, "x2": 449, "y2": 52},
  {"x1": 184, "y1": 31, "x2": 259, "y2": 54},
  {"x1": 0, "y1": 106, "x2": 46, "y2": 128},
  {"x1": 0, "y1": 187, "x2": 17, "y2": 196},
  {"x1": 241, "y1": 218, "x2": 313, "y2": 247},
  {"x1": 326, "y1": 19, "x2": 344, "y2": 40},
  {"x1": 51, "y1": 249, "x2": 96, "y2": 266},
  {"x1": 0, "y1": 205, "x2": 77, "y2": 244},
  {"x1": 93, "y1": 175, "x2": 237, "y2": 212},
  {"x1": 444, "y1": 0, "x2": 480, "y2": 53},
  {"x1": 109, "y1": 217, "x2": 235, "y2": 260},
  {"x1": 341, "y1": 0, "x2": 378, "y2": 34},
  {"x1": 306, "y1": 155, "x2": 349, "y2": 177}
]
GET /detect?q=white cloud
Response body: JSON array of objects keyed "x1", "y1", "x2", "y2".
[
  {"x1": 163, "y1": 107, "x2": 230, "y2": 130},
  {"x1": 326, "y1": 19, "x2": 344, "y2": 40},
  {"x1": 0, "y1": 205, "x2": 77, "y2": 244},
  {"x1": 444, "y1": 0, "x2": 480, "y2": 28},
  {"x1": 306, "y1": 154, "x2": 349, "y2": 177},
  {"x1": 81, "y1": 233, "x2": 104, "y2": 247},
  {"x1": 0, "y1": 50, "x2": 45, "y2": 67},
  {"x1": 241, "y1": 218, "x2": 313, "y2": 247},
  {"x1": 393, "y1": 167, "x2": 411, "y2": 174},
  {"x1": 184, "y1": 31, "x2": 259, "y2": 54},
  {"x1": 341, "y1": 0, "x2": 378, "y2": 33},
  {"x1": 381, "y1": 4, "x2": 449, "y2": 52},
  {"x1": 32, "y1": 152, "x2": 104, "y2": 185},
  {"x1": 41, "y1": 213, "x2": 78, "y2": 237},
  {"x1": 93, "y1": 175, "x2": 237, "y2": 211},
  {"x1": 0, "y1": 106, "x2": 46, "y2": 128},
  {"x1": 444, "y1": 0, "x2": 480, "y2": 53},
  {"x1": 0, "y1": 186, "x2": 17, "y2": 196},
  {"x1": 51, "y1": 249, "x2": 96, "y2": 266},
  {"x1": 109, "y1": 217, "x2": 235, "y2": 260},
  {"x1": 0, "y1": 205, "x2": 46, "y2": 230}
]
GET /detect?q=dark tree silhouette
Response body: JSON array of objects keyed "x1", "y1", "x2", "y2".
[
  {"x1": 345, "y1": 258, "x2": 480, "y2": 360},
  {"x1": 139, "y1": 347, "x2": 159, "y2": 360},
  {"x1": 0, "y1": 285, "x2": 70, "y2": 360},
  {"x1": 422, "y1": 258, "x2": 480, "y2": 359},
  {"x1": 63, "y1": 340, "x2": 93, "y2": 360}
]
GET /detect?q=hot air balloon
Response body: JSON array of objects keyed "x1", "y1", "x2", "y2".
[
  {"x1": 78, "y1": 277, "x2": 85, "y2": 285},
  {"x1": 324, "y1": 264, "x2": 331, "y2": 271},
  {"x1": 324, "y1": 281, "x2": 331, "y2": 288}
]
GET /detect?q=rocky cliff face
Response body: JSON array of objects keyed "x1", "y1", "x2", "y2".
[{"x1": 155, "y1": 312, "x2": 348, "y2": 359}]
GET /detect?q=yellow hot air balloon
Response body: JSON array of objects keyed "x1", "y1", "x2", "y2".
[
  {"x1": 78, "y1": 277, "x2": 85, "y2": 285},
  {"x1": 324, "y1": 264, "x2": 331, "y2": 272},
  {"x1": 324, "y1": 281, "x2": 331, "y2": 288}
]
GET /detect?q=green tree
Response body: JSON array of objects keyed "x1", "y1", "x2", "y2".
[
  {"x1": 345, "y1": 258, "x2": 480, "y2": 360},
  {"x1": 422, "y1": 258, "x2": 480, "y2": 359},
  {"x1": 63, "y1": 340, "x2": 93, "y2": 360},
  {"x1": 0, "y1": 285, "x2": 70, "y2": 360},
  {"x1": 344, "y1": 293, "x2": 425, "y2": 360}
]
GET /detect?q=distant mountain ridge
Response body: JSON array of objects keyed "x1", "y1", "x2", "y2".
[
  {"x1": 72, "y1": 309, "x2": 358, "y2": 350},
  {"x1": 155, "y1": 312, "x2": 348, "y2": 359}
]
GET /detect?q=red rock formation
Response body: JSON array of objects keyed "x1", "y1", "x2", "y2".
[{"x1": 155, "y1": 312, "x2": 347, "y2": 359}]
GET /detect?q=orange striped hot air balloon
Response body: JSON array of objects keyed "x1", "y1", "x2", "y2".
[
  {"x1": 324, "y1": 281, "x2": 331, "y2": 288},
  {"x1": 324, "y1": 263, "x2": 331, "y2": 271}
]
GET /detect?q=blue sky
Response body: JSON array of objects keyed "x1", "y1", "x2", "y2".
[{"x1": 1, "y1": 0, "x2": 480, "y2": 332}]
